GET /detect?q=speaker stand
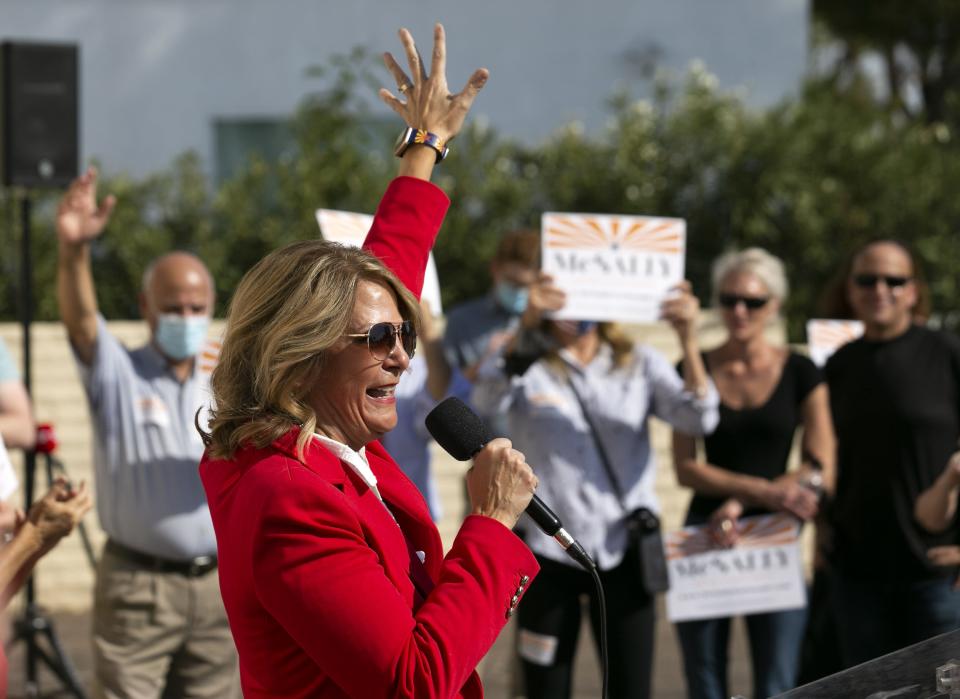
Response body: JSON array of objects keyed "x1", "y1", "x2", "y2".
[{"x1": 6, "y1": 193, "x2": 89, "y2": 698}]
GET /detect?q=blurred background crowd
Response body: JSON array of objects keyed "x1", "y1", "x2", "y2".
[{"x1": 1, "y1": 1, "x2": 959, "y2": 698}]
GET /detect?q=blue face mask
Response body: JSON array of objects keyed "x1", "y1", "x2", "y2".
[
  {"x1": 575, "y1": 320, "x2": 597, "y2": 335},
  {"x1": 154, "y1": 314, "x2": 210, "y2": 361},
  {"x1": 494, "y1": 281, "x2": 529, "y2": 315}
]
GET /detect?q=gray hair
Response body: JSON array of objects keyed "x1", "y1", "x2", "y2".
[{"x1": 711, "y1": 247, "x2": 788, "y2": 306}]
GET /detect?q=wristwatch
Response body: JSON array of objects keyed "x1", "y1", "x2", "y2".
[{"x1": 394, "y1": 127, "x2": 449, "y2": 163}]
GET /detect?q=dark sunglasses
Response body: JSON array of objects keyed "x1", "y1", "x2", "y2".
[
  {"x1": 718, "y1": 293, "x2": 770, "y2": 311},
  {"x1": 852, "y1": 274, "x2": 911, "y2": 289},
  {"x1": 345, "y1": 320, "x2": 416, "y2": 360}
]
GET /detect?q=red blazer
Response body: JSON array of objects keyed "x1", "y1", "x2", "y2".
[{"x1": 200, "y1": 176, "x2": 539, "y2": 698}]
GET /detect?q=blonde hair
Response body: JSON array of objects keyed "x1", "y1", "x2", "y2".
[
  {"x1": 202, "y1": 240, "x2": 420, "y2": 461},
  {"x1": 711, "y1": 247, "x2": 788, "y2": 306},
  {"x1": 543, "y1": 321, "x2": 635, "y2": 375}
]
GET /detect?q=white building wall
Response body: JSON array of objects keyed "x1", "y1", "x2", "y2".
[{"x1": 1, "y1": 0, "x2": 808, "y2": 179}]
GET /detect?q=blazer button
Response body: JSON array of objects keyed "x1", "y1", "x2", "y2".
[
  {"x1": 520, "y1": 575, "x2": 530, "y2": 586},
  {"x1": 510, "y1": 594, "x2": 520, "y2": 607},
  {"x1": 506, "y1": 608, "x2": 515, "y2": 618}
]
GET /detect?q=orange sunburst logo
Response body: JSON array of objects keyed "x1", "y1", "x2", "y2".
[
  {"x1": 543, "y1": 213, "x2": 684, "y2": 253},
  {"x1": 806, "y1": 320, "x2": 864, "y2": 348},
  {"x1": 198, "y1": 339, "x2": 222, "y2": 375},
  {"x1": 665, "y1": 513, "x2": 799, "y2": 560}
]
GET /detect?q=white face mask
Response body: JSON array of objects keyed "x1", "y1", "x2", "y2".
[{"x1": 154, "y1": 314, "x2": 210, "y2": 361}]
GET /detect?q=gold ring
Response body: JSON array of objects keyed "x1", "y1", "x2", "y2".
[{"x1": 398, "y1": 83, "x2": 412, "y2": 94}]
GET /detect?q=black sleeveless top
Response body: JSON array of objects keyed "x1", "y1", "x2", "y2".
[{"x1": 679, "y1": 351, "x2": 823, "y2": 524}]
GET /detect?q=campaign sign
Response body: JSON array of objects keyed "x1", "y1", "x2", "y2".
[
  {"x1": 806, "y1": 319, "x2": 864, "y2": 367},
  {"x1": 665, "y1": 513, "x2": 806, "y2": 623},
  {"x1": 315, "y1": 209, "x2": 443, "y2": 315},
  {"x1": 541, "y1": 212, "x2": 685, "y2": 323},
  {"x1": 0, "y1": 435, "x2": 17, "y2": 500}
]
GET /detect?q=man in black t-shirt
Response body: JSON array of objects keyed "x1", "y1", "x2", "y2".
[{"x1": 826, "y1": 240, "x2": 960, "y2": 668}]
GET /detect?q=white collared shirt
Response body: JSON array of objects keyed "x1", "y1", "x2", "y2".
[
  {"x1": 472, "y1": 341, "x2": 720, "y2": 570},
  {"x1": 313, "y1": 434, "x2": 425, "y2": 560},
  {"x1": 312, "y1": 434, "x2": 385, "y2": 501}
]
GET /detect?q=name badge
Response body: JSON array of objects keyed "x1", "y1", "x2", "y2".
[{"x1": 134, "y1": 396, "x2": 171, "y2": 429}]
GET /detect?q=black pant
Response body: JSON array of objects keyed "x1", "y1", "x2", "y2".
[{"x1": 517, "y1": 554, "x2": 655, "y2": 699}]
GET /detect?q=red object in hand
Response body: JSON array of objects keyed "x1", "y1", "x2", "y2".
[{"x1": 35, "y1": 423, "x2": 58, "y2": 454}]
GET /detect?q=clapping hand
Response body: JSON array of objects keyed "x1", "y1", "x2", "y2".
[
  {"x1": 660, "y1": 281, "x2": 700, "y2": 343},
  {"x1": 521, "y1": 272, "x2": 567, "y2": 329},
  {"x1": 26, "y1": 478, "x2": 93, "y2": 556}
]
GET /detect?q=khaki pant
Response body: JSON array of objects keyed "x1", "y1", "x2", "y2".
[{"x1": 92, "y1": 545, "x2": 240, "y2": 699}]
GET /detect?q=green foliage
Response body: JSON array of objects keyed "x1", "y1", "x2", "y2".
[
  {"x1": 813, "y1": 0, "x2": 960, "y2": 125},
  {"x1": 2, "y1": 48, "x2": 959, "y2": 340}
]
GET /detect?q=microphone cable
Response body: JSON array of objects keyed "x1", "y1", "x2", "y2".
[{"x1": 590, "y1": 566, "x2": 609, "y2": 699}]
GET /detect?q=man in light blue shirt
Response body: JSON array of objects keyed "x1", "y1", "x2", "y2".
[{"x1": 56, "y1": 168, "x2": 237, "y2": 698}]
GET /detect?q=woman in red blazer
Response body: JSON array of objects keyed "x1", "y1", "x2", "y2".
[{"x1": 198, "y1": 26, "x2": 539, "y2": 698}]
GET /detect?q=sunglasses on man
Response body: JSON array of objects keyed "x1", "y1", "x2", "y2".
[
  {"x1": 718, "y1": 293, "x2": 770, "y2": 311},
  {"x1": 852, "y1": 274, "x2": 912, "y2": 289},
  {"x1": 346, "y1": 321, "x2": 417, "y2": 360}
]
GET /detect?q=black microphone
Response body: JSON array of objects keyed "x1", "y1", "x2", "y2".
[{"x1": 425, "y1": 397, "x2": 596, "y2": 571}]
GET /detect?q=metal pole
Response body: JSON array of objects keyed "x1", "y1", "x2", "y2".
[{"x1": 18, "y1": 192, "x2": 41, "y2": 693}]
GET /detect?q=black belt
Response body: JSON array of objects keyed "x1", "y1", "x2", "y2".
[{"x1": 105, "y1": 539, "x2": 218, "y2": 577}]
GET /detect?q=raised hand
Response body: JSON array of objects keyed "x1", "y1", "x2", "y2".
[
  {"x1": 379, "y1": 23, "x2": 489, "y2": 143},
  {"x1": 56, "y1": 167, "x2": 117, "y2": 247},
  {"x1": 660, "y1": 280, "x2": 700, "y2": 343},
  {"x1": 521, "y1": 272, "x2": 567, "y2": 329}
]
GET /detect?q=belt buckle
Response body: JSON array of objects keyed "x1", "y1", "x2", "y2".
[{"x1": 188, "y1": 556, "x2": 214, "y2": 576}]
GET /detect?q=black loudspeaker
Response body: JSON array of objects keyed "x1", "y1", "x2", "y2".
[{"x1": 0, "y1": 41, "x2": 78, "y2": 188}]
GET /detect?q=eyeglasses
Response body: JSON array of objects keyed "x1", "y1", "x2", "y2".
[
  {"x1": 718, "y1": 294, "x2": 770, "y2": 311},
  {"x1": 852, "y1": 274, "x2": 911, "y2": 289},
  {"x1": 345, "y1": 321, "x2": 416, "y2": 360}
]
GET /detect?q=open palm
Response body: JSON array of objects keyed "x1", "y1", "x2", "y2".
[{"x1": 56, "y1": 167, "x2": 116, "y2": 245}]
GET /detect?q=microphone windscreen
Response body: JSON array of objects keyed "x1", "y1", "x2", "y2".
[{"x1": 425, "y1": 397, "x2": 492, "y2": 461}]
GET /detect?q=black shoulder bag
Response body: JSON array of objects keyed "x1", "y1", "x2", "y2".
[{"x1": 566, "y1": 377, "x2": 670, "y2": 595}]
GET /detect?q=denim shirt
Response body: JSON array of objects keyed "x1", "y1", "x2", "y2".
[{"x1": 472, "y1": 342, "x2": 719, "y2": 570}]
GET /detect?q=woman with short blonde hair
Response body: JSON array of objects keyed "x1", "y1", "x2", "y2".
[
  {"x1": 673, "y1": 246, "x2": 835, "y2": 698},
  {"x1": 710, "y1": 247, "x2": 789, "y2": 308}
]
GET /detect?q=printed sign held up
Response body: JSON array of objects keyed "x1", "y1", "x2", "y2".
[
  {"x1": 806, "y1": 319, "x2": 864, "y2": 367},
  {"x1": 0, "y1": 434, "x2": 16, "y2": 501},
  {"x1": 315, "y1": 209, "x2": 443, "y2": 315},
  {"x1": 541, "y1": 212, "x2": 686, "y2": 323},
  {"x1": 665, "y1": 513, "x2": 806, "y2": 623}
]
